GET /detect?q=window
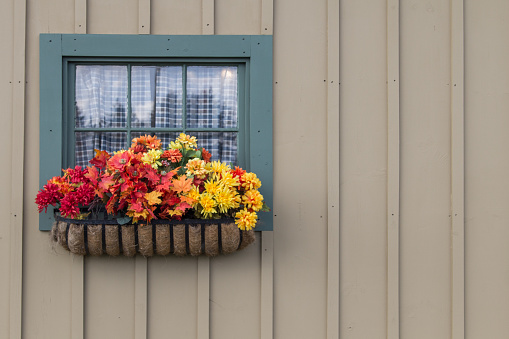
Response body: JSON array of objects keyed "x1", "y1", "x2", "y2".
[
  {"x1": 40, "y1": 34, "x2": 273, "y2": 231},
  {"x1": 68, "y1": 63, "x2": 244, "y2": 168}
]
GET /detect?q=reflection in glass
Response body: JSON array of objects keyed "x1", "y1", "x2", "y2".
[
  {"x1": 75, "y1": 66, "x2": 128, "y2": 128},
  {"x1": 131, "y1": 66, "x2": 183, "y2": 128},
  {"x1": 186, "y1": 66, "x2": 238, "y2": 129}
]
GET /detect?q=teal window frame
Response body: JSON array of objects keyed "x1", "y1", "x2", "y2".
[{"x1": 39, "y1": 34, "x2": 273, "y2": 231}]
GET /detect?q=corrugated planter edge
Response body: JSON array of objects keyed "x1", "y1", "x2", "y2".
[{"x1": 51, "y1": 215, "x2": 255, "y2": 257}]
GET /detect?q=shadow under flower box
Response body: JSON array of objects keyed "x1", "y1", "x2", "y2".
[{"x1": 52, "y1": 215, "x2": 255, "y2": 257}]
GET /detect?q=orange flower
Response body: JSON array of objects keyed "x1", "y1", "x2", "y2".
[
  {"x1": 162, "y1": 149, "x2": 182, "y2": 163},
  {"x1": 201, "y1": 148, "x2": 212, "y2": 163},
  {"x1": 131, "y1": 134, "x2": 162, "y2": 150}
]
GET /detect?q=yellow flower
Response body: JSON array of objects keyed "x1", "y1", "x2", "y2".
[
  {"x1": 206, "y1": 160, "x2": 230, "y2": 181},
  {"x1": 218, "y1": 170, "x2": 239, "y2": 189},
  {"x1": 235, "y1": 209, "x2": 258, "y2": 231},
  {"x1": 241, "y1": 172, "x2": 261, "y2": 190},
  {"x1": 204, "y1": 179, "x2": 221, "y2": 196},
  {"x1": 186, "y1": 158, "x2": 209, "y2": 178},
  {"x1": 141, "y1": 149, "x2": 162, "y2": 169},
  {"x1": 242, "y1": 189, "x2": 264, "y2": 212},
  {"x1": 169, "y1": 133, "x2": 198, "y2": 150},
  {"x1": 214, "y1": 186, "x2": 241, "y2": 213},
  {"x1": 199, "y1": 193, "x2": 217, "y2": 218},
  {"x1": 185, "y1": 185, "x2": 201, "y2": 208}
]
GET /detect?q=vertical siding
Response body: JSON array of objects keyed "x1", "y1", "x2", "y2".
[
  {"x1": 0, "y1": 0, "x2": 14, "y2": 338},
  {"x1": 215, "y1": 0, "x2": 261, "y2": 35},
  {"x1": 339, "y1": 1, "x2": 388, "y2": 338},
  {"x1": 465, "y1": 0, "x2": 509, "y2": 337},
  {"x1": 151, "y1": 0, "x2": 202, "y2": 35},
  {"x1": 11, "y1": 0, "x2": 509, "y2": 338},
  {"x1": 399, "y1": 1, "x2": 452, "y2": 338},
  {"x1": 23, "y1": 0, "x2": 75, "y2": 338},
  {"x1": 147, "y1": 257, "x2": 199, "y2": 338},
  {"x1": 87, "y1": 0, "x2": 139, "y2": 34},
  {"x1": 272, "y1": 0, "x2": 328, "y2": 338}
]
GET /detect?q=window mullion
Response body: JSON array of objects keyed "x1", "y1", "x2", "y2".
[
  {"x1": 182, "y1": 64, "x2": 187, "y2": 132},
  {"x1": 127, "y1": 63, "x2": 132, "y2": 146}
]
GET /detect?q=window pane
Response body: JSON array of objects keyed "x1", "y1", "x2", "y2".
[
  {"x1": 130, "y1": 132, "x2": 179, "y2": 150},
  {"x1": 189, "y1": 132, "x2": 237, "y2": 165},
  {"x1": 131, "y1": 66, "x2": 183, "y2": 128},
  {"x1": 75, "y1": 65, "x2": 128, "y2": 128},
  {"x1": 75, "y1": 132, "x2": 127, "y2": 167},
  {"x1": 186, "y1": 66, "x2": 238, "y2": 129}
]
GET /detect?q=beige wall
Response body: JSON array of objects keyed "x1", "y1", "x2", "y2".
[{"x1": 1, "y1": 0, "x2": 509, "y2": 338}]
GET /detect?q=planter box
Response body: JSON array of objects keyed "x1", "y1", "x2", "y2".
[{"x1": 52, "y1": 215, "x2": 255, "y2": 257}]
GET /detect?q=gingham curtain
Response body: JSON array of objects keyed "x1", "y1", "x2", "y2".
[
  {"x1": 74, "y1": 65, "x2": 238, "y2": 167},
  {"x1": 75, "y1": 65, "x2": 128, "y2": 167},
  {"x1": 186, "y1": 66, "x2": 238, "y2": 164}
]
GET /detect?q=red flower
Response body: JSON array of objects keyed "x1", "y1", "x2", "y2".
[
  {"x1": 89, "y1": 149, "x2": 111, "y2": 169},
  {"x1": 60, "y1": 193, "x2": 80, "y2": 218},
  {"x1": 76, "y1": 184, "x2": 95, "y2": 206},
  {"x1": 131, "y1": 144, "x2": 146, "y2": 154},
  {"x1": 108, "y1": 151, "x2": 131, "y2": 172},
  {"x1": 35, "y1": 183, "x2": 62, "y2": 212},
  {"x1": 65, "y1": 166, "x2": 88, "y2": 184},
  {"x1": 231, "y1": 166, "x2": 246, "y2": 184}
]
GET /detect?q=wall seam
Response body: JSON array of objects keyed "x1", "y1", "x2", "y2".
[
  {"x1": 451, "y1": 0, "x2": 465, "y2": 337},
  {"x1": 72, "y1": 4, "x2": 87, "y2": 338},
  {"x1": 326, "y1": 0, "x2": 340, "y2": 338},
  {"x1": 387, "y1": 0, "x2": 400, "y2": 337},
  {"x1": 197, "y1": 3, "x2": 215, "y2": 339},
  {"x1": 260, "y1": 1, "x2": 274, "y2": 339},
  {"x1": 10, "y1": 0, "x2": 26, "y2": 337}
]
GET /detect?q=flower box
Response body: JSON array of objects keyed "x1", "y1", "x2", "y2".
[
  {"x1": 52, "y1": 215, "x2": 255, "y2": 257},
  {"x1": 37, "y1": 134, "x2": 268, "y2": 257}
]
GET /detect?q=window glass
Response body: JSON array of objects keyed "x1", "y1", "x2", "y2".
[
  {"x1": 75, "y1": 131, "x2": 127, "y2": 166},
  {"x1": 189, "y1": 131, "x2": 237, "y2": 164},
  {"x1": 131, "y1": 66, "x2": 183, "y2": 128},
  {"x1": 73, "y1": 64, "x2": 239, "y2": 167},
  {"x1": 75, "y1": 65, "x2": 128, "y2": 128},
  {"x1": 186, "y1": 66, "x2": 238, "y2": 129}
]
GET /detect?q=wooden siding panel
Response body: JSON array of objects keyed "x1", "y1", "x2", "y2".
[
  {"x1": 84, "y1": 258, "x2": 136, "y2": 339},
  {"x1": 338, "y1": 1, "x2": 388, "y2": 338},
  {"x1": 272, "y1": 0, "x2": 328, "y2": 338},
  {"x1": 87, "y1": 0, "x2": 138, "y2": 34},
  {"x1": 22, "y1": 0, "x2": 75, "y2": 338},
  {"x1": 465, "y1": 1, "x2": 509, "y2": 337},
  {"x1": 210, "y1": 235, "x2": 261, "y2": 339},
  {"x1": 399, "y1": 1, "x2": 452, "y2": 338},
  {"x1": 215, "y1": 0, "x2": 261, "y2": 35},
  {"x1": 147, "y1": 257, "x2": 199, "y2": 339},
  {"x1": 151, "y1": 0, "x2": 202, "y2": 35},
  {"x1": 0, "y1": 1, "x2": 14, "y2": 338}
]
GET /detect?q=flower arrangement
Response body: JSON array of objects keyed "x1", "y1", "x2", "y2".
[{"x1": 36, "y1": 134, "x2": 269, "y2": 231}]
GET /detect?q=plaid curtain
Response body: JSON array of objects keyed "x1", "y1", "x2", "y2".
[
  {"x1": 74, "y1": 65, "x2": 238, "y2": 167},
  {"x1": 75, "y1": 65, "x2": 128, "y2": 167},
  {"x1": 131, "y1": 66, "x2": 183, "y2": 128},
  {"x1": 186, "y1": 66, "x2": 238, "y2": 164}
]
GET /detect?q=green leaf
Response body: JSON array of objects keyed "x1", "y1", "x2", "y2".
[
  {"x1": 187, "y1": 150, "x2": 201, "y2": 159},
  {"x1": 260, "y1": 202, "x2": 271, "y2": 212},
  {"x1": 116, "y1": 216, "x2": 132, "y2": 225}
]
